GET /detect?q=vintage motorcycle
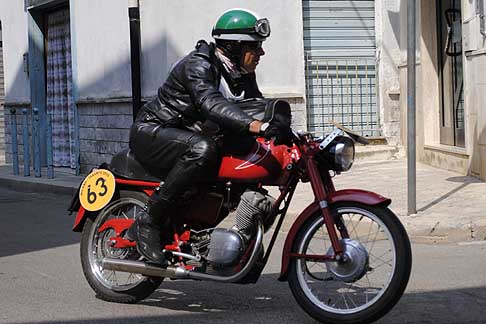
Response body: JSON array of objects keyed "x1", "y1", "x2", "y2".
[{"x1": 69, "y1": 117, "x2": 412, "y2": 324}]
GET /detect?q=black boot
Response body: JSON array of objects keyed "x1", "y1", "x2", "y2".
[
  {"x1": 126, "y1": 198, "x2": 173, "y2": 267},
  {"x1": 134, "y1": 208, "x2": 169, "y2": 267}
]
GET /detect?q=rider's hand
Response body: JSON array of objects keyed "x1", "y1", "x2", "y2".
[
  {"x1": 264, "y1": 121, "x2": 293, "y2": 147},
  {"x1": 249, "y1": 120, "x2": 264, "y2": 134}
]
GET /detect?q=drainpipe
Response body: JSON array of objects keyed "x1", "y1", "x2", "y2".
[
  {"x1": 479, "y1": 0, "x2": 486, "y2": 36},
  {"x1": 129, "y1": 0, "x2": 142, "y2": 121},
  {"x1": 407, "y1": 0, "x2": 417, "y2": 215}
]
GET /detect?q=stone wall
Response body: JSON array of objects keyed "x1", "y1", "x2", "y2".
[{"x1": 77, "y1": 100, "x2": 132, "y2": 173}]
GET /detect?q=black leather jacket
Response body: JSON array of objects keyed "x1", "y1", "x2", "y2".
[{"x1": 136, "y1": 40, "x2": 263, "y2": 135}]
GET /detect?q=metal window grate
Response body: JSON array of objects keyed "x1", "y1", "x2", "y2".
[{"x1": 305, "y1": 55, "x2": 380, "y2": 137}]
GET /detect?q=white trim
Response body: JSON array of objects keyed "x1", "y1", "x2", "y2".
[{"x1": 213, "y1": 34, "x2": 265, "y2": 42}]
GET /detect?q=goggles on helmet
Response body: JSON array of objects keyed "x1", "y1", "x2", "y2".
[{"x1": 212, "y1": 18, "x2": 271, "y2": 39}]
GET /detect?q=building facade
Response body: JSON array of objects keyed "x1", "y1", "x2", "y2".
[
  {"x1": 395, "y1": 0, "x2": 486, "y2": 180},
  {"x1": 0, "y1": 21, "x2": 5, "y2": 165},
  {"x1": 0, "y1": 0, "x2": 401, "y2": 174}
]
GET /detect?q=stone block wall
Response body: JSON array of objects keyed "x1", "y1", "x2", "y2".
[{"x1": 78, "y1": 100, "x2": 132, "y2": 173}]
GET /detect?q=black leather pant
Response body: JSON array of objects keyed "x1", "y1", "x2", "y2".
[{"x1": 129, "y1": 121, "x2": 220, "y2": 217}]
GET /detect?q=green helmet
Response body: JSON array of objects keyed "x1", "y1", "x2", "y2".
[{"x1": 212, "y1": 9, "x2": 271, "y2": 42}]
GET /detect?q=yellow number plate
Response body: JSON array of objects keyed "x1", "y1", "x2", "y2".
[{"x1": 79, "y1": 169, "x2": 116, "y2": 211}]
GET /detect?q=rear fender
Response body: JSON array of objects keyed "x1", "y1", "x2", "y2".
[
  {"x1": 278, "y1": 189, "x2": 391, "y2": 281},
  {"x1": 72, "y1": 206, "x2": 88, "y2": 232},
  {"x1": 70, "y1": 182, "x2": 89, "y2": 232}
]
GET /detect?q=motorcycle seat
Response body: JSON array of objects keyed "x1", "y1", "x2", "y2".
[{"x1": 109, "y1": 149, "x2": 163, "y2": 183}]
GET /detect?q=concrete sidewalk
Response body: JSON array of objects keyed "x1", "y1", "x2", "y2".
[{"x1": 1, "y1": 159, "x2": 485, "y2": 243}]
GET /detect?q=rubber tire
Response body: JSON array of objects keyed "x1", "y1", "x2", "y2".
[
  {"x1": 80, "y1": 190, "x2": 163, "y2": 304},
  {"x1": 288, "y1": 202, "x2": 412, "y2": 324}
]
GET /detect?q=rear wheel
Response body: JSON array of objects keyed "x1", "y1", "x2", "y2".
[
  {"x1": 80, "y1": 191, "x2": 163, "y2": 303},
  {"x1": 288, "y1": 203, "x2": 412, "y2": 324}
]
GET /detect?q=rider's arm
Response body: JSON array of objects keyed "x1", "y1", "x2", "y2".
[{"x1": 182, "y1": 55, "x2": 258, "y2": 134}]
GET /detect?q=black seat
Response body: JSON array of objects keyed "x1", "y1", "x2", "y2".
[{"x1": 109, "y1": 149, "x2": 163, "y2": 182}]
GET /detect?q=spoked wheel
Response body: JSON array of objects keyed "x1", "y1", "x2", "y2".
[
  {"x1": 288, "y1": 202, "x2": 412, "y2": 324},
  {"x1": 80, "y1": 191, "x2": 163, "y2": 303}
]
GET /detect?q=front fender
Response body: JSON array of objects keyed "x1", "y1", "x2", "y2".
[{"x1": 278, "y1": 189, "x2": 391, "y2": 281}]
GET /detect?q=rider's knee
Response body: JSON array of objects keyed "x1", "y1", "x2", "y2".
[{"x1": 188, "y1": 136, "x2": 220, "y2": 167}]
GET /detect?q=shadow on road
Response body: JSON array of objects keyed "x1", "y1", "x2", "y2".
[
  {"x1": 0, "y1": 188, "x2": 79, "y2": 257},
  {"x1": 8, "y1": 277, "x2": 486, "y2": 324}
]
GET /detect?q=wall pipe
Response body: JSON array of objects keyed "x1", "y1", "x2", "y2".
[
  {"x1": 46, "y1": 113, "x2": 54, "y2": 179},
  {"x1": 33, "y1": 108, "x2": 41, "y2": 177},
  {"x1": 407, "y1": 0, "x2": 417, "y2": 215},
  {"x1": 22, "y1": 109, "x2": 30, "y2": 176},
  {"x1": 9, "y1": 108, "x2": 19, "y2": 175},
  {"x1": 129, "y1": 0, "x2": 142, "y2": 121}
]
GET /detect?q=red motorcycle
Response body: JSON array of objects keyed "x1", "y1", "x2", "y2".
[{"x1": 69, "y1": 122, "x2": 411, "y2": 324}]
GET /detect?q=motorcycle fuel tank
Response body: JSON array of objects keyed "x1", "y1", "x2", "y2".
[{"x1": 218, "y1": 138, "x2": 301, "y2": 185}]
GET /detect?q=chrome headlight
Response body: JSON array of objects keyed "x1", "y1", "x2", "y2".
[{"x1": 317, "y1": 136, "x2": 355, "y2": 172}]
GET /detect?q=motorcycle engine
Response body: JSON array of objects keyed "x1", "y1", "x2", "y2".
[
  {"x1": 234, "y1": 189, "x2": 276, "y2": 236},
  {"x1": 206, "y1": 228, "x2": 245, "y2": 268},
  {"x1": 206, "y1": 189, "x2": 275, "y2": 269}
]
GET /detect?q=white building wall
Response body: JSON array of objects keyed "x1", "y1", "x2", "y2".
[
  {"x1": 376, "y1": 0, "x2": 402, "y2": 144},
  {"x1": 0, "y1": 0, "x2": 30, "y2": 102},
  {"x1": 0, "y1": 0, "x2": 30, "y2": 167},
  {"x1": 462, "y1": 0, "x2": 486, "y2": 179},
  {"x1": 71, "y1": 0, "x2": 132, "y2": 100},
  {"x1": 68, "y1": 0, "x2": 306, "y2": 100},
  {"x1": 140, "y1": 0, "x2": 306, "y2": 98}
]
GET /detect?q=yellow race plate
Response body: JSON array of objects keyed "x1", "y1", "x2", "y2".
[{"x1": 79, "y1": 169, "x2": 116, "y2": 211}]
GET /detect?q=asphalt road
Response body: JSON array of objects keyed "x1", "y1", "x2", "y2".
[{"x1": 1, "y1": 187, "x2": 486, "y2": 324}]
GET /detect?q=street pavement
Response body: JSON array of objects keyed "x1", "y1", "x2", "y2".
[{"x1": 1, "y1": 186, "x2": 486, "y2": 324}]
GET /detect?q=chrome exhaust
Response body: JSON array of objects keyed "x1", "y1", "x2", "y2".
[
  {"x1": 102, "y1": 223, "x2": 264, "y2": 283},
  {"x1": 101, "y1": 258, "x2": 185, "y2": 278}
]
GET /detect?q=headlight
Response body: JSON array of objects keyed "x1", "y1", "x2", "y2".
[{"x1": 316, "y1": 136, "x2": 355, "y2": 172}]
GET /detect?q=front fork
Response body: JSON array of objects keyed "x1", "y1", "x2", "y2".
[{"x1": 306, "y1": 158, "x2": 345, "y2": 256}]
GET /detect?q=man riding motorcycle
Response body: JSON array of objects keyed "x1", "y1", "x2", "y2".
[{"x1": 126, "y1": 9, "x2": 293, "y2": 266}]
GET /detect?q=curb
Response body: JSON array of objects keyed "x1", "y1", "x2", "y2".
[{"x1": 0, "y1": 176, "x2": 79, "y2": 196}]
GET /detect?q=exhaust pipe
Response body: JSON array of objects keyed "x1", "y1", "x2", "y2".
[
  {"x1": 102, "y1": 258, "x2": 186, "y2": 278},
  {"x1": 102, "y1": 223, "x2": 264, "y2": 282}
]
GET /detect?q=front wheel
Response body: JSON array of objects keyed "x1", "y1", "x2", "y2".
[{"x1": 288, "y1": 202, "x2": 412, "y2": 324}]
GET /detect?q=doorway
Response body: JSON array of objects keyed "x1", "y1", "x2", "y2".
[
  {"x1": 45, "y1": 7, "x2": 76, "y2": 168},
  {"x1": 437, "y1": 0, "x2": 465, "y2": 147}
]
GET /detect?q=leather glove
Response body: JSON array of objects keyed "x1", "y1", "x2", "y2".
[{"x1": 264, "y1": 121, "x2": 294, "y2": 147}]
